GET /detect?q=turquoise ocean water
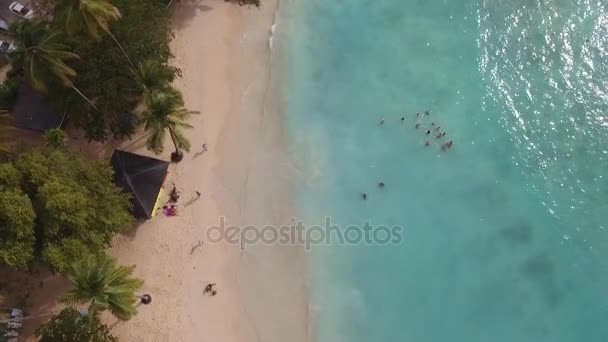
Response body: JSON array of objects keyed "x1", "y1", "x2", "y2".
[{"x1": 274, "y1": 0, "x2": 608, "y2": 341}]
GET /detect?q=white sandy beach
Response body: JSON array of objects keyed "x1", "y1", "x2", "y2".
[{"x1": 106, "y1": 1, "x2": 309, "y2": 341}]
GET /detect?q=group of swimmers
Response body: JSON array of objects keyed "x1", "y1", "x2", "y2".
[
  {"x1": 381, "y1": 110, "x2": 454, "y2": 151},
  {"x1": 363, "y1": 111, "x2": 453, "y2": 200}
]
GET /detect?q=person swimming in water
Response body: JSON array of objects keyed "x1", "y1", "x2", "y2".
[
  {"x1": 401, "y1": 117, "x2": 405, "y2": 122},
  {"x1": 425, "y1": 140, "x2": 430, "y2": 146},
  {"x1": 425, "y1": 110, "x2": 430, "y2": 115},
  {"x1": 379, "y1": 118, "x2": 385, "y2": 125},
  {"x1": 378, "y1": 182, "x2": 385, "y2": 188},
  {"x1": 415, "y1": 123, "x2": 420, "y2": 129},
  {"x1": 435, "y1": 126, "x2": 441, "y2": 131},
  {"x1": 361, "y1": 193, "x2": 368, "y2": 200},
  {"x1": 436, "y1": 132, "x2": 442, "y2": 138},
  {"x1": 426, "y1": 129, "x2": 431, "y2": 135}
]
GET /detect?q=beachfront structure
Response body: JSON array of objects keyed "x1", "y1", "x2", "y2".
[{"x1": 110, "y1": 150, "x2": 169, "y2": 219}]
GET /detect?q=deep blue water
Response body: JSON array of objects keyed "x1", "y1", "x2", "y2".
[{"x1": 276, "y1": 0, "x2": 608, "y2": 341}]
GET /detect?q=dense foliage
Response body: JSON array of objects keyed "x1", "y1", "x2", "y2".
[
  {"x1": 45, "y1": 0, "x2": 178, "y2": 141},
  {"x1": 36, "y1": 307, "x2": 118, "y2": 342},
  {"x1": 62, "y1": 255, "x2": 143, "y2": 320},
  {"x1": 0, "y1": 131, "x2": 132, "y2": 272},
  {"x1": 0, "y1": 173, "x2": 36, "y2": 268}
]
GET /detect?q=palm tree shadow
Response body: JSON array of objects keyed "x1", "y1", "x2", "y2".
[
  {"x1": 191, "y1": 150, "x2": 204, "y2": 159},
  {"x1": 183, "y1": 196, "x2": 200, "y2": 207}
]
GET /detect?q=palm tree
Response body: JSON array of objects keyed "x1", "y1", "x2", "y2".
[
  {"x1": 9, "y1": 21, "x2": 97, "y2": 109},
  {"x1": 140, "y1": 90, "x2": 199, "y2": 162},
  {"x1": 132, "y1": 59, "x2": 176, "y2": 101},
  {"x1": 62, "y1": 255, "x2": 144, "y2": 321},
  {"x1": 55, "y1": 0, "x2": 134, "y2": 67}
]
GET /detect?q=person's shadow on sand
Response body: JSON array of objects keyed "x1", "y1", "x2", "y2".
[{"x1": 192, "y1": 144, "x2": 207, "y2": 159}]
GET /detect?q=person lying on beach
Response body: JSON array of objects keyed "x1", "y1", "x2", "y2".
[
  {"x1": 164, "y1": 205, "x2": 178, "y2": 216},
  {"x1": 202, "y1": 143, "x2": 208, "y2": 152}
]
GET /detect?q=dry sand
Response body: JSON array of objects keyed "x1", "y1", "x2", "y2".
[{"x1": 107, "y1": 1, "x2": 310, "y2": 341}]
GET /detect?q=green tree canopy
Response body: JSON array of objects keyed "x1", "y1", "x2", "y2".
[
  {"x1": 44, "y1": 128, "x2": 68, "y2": 150},
  {"x1": 0, "y1": 189, "x2": 36, "y2": 269},
  {"x1": 62, "y1": 255, "x2": 143, "y2": 320},
  {"x1": 0, "y1": 137, "x2": 132, "y2": 272},
  {"x1": 36, "y1": 307, "x2": 117, "y2": 342},
  {"x1": 48, "y1": 0, "x2": 177, "y2": 141}
]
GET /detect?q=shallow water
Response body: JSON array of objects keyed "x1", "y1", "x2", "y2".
[{"x1": 275, "y1": 0, "x2": 608, "y2": 341}]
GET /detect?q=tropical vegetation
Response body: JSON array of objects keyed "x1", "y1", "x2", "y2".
[
  {"x1": 36, "y1": 307, "x2": 118, "y2": 342},
  {"x1": 140, "y1": 91, "x2": 199, "y2": 162},
  {"x1": 0, "y1": 130, "x2": 132, "y2": 272},
  {"x1": 62, "y1": 255, "x2": 143, "y2": 320},
  {"x1": 8, "y1": 20, "x2": 97, "y2": 108},
  {"x1": 48, "y1": 0, "x2": 179, "y2": 141}
]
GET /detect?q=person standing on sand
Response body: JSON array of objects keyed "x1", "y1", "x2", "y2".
[
  {"x1": 196, "y1": 190, "x2": 201, "y2": 199},
  {"x1": 170, "y1": 186, "x2": 180, "y2": 203}
]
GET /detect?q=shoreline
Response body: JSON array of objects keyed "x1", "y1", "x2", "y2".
[{"x1": 108, "y1": 0, "x2": 309, "y2": 341}]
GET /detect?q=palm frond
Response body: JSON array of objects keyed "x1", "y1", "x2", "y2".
[{"x1": 61, "y1": 255, "x2": 143, "y2": 320}]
